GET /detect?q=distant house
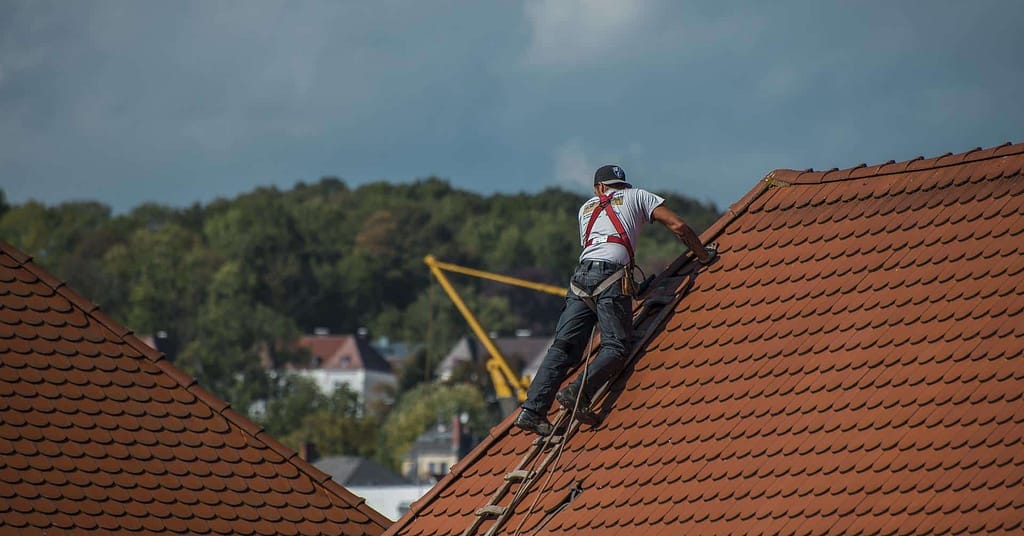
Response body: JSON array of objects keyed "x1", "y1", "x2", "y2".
[
  {"x1": 370, "y1": 335, "x2": 419, "y2": 370},
  {"x1": 313, "y1": 455, "x2": 410, "y2": 487},
  {"x1": 401, "y1": 416, "x2": 476, "y2": 485},
  {"x1": 436, "y1": 334, "x2": 552, "y2": 383},
  {"x1": 345, "y1": 484, "x2": 433, "y2": 522},
  {"x1": 290, "y1": 331, "x2": 397, "y2": 410},
  {"x1": 306, "y1": 447, "x2": 432, "y2": 523}
]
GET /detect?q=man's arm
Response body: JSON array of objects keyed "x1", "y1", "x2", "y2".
[{"x1": 651, "y1": 205, "x2": 713, "y2": 263}]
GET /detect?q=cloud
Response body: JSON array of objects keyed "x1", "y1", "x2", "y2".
[
  {"x1": 1, "y1": 1, "x2": 1022, "y2": 214},
  {"x1": 0, "y1": 1, "x2": 526, "y2": 209},
  {"x1": 552, "y1": 139, "x2": 594, "y2": 189},
  {"x1": 522, "y1": 0, "x2": 660, "y2": 66}
]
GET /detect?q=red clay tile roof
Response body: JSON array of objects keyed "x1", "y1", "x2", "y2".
[
  {"x1": 0, "y1": 242, "x2": 391, "y2": 535},
  {"x1": 296, "y1": 334, "x2": 393, "y2": 373},
  {"x1": 385, "y1": 142, "x2": 1024, "y2": 535}
]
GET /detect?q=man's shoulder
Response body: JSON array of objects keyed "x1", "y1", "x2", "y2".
[
  {"x1": 630, "y1": 187, "x2": 664, "y2": 203},
  {"x1": 580, "y1": 196, "x2": 600, "y2": 213},
  {"x1": 627, "y1": 186, "x2": 658, "y2": 196}
]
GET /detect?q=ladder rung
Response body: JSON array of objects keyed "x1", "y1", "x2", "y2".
[
  {"x1": 532, "y1": 434, "x2": 563, "y2": 447},
  {"x1": 476, "y1": 505, "x2": 506, "y2": 518},
  {"x1": 504, "y1": 469, "x2": 532, "y2": 482}
]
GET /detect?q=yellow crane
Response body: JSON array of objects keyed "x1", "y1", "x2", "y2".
[{"x1": 424, "y1": 255, "x2": 566, "y2": 414}]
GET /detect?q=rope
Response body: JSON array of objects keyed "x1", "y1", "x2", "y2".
[{"x1": 511, "y1": 326, "x2": 596, "y2": 536}]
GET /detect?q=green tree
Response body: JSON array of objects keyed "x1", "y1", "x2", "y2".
[
  {"x1": 0, "y1": 201, "x2": 54, "y2": 261},
  {"x1": 176, "y1": 261, "x2": 303, "y2": 409},
  {"x1": 204, "y1": 189, "x2": 315, "y2": 321},
  {"x1": 281, "y1": 385, "x2": 380, "y2": 458},
  {"x1": 101, "y1": 223, "x2": 217, "y2": 345},
  {"x1": 379, "y1": 382, "x2": 491, "y2": 470},
  {"x1": 261, "y1": 374, "x2": 326, "y2": 438}
]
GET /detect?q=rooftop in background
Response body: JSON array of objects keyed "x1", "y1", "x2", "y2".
[
  {"x1": 314, "y1": 456, "x2": 411, "y2": 487},
  {"x1": 385, "y1": 142, "x2": 1024, "y2": 535},
  {"x1": 436, "y1": 335, "x2": 553, "y2": 382},
  {"x1": 0, "y1": 241, "x2": 391, "y2": 535},
  {"x1": 295, "y1": 333, "x2": 393, "y2": 373}
]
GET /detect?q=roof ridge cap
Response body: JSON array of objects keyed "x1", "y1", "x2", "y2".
[
  {"x1": 1, "y1": 239, "x2": 391, "y2": 531},
  {"x1": 770, "y1": 141, "x2": 1023, "y2": 185},
  {"x1": 703, "y1": 175, "x2": 772, "y2": 244}
]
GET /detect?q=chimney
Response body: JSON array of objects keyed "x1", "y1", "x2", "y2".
[
  {"x1": 451, "y1": 415, "x2": 462, "y2": 453},
  {"x1": 300, "y1": 441, "x2": 319, "y2": 463},
  {"x1": 453, "y1": 412, "x2": 472, "y2": 457}
]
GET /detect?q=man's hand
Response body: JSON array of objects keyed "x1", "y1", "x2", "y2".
[{"x1": 698, "y1": 242, "x2": 719, "y2": 265}]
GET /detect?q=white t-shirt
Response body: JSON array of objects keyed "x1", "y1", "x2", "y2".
[{"x1": 577, "y1": 187, "x2": 665, "y2": 265}]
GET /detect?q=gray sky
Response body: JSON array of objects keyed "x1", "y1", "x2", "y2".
[{"x1": 2, "y1": 0, "x2": 1022, "y2": 213}]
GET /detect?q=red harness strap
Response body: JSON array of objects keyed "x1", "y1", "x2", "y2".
[{"x1": 583, "y1": 193, "x2": 634, "y2": 265}]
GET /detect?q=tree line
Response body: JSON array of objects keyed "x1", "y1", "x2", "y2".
[{"x1": 0, "y1": 179, "x2": 719, "y2": 469}]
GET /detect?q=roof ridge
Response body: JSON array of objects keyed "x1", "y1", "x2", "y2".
[
  {"x1": 0, "y1": 240, "x2": 392, "y2": 531},
  {"x1": 769, "y1": 141, "x2": 1023, "y2": 185}
]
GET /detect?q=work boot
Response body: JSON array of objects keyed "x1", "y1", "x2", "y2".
[
  {"x1": 556, "y1": 384, "x2": 600, "y2": 425},
  {"x1": 514, "y1": 408, "x2": 553, "y2": 436}
]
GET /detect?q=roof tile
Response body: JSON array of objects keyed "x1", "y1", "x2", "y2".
[
  {"x1": 0, "y1": 240, "x2": 390, "y2": 535},
  {"x1": 383, "y1": 142, "x2": 1024, "y2": 535}
]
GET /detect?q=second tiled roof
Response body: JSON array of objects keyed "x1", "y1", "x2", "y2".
[{"x1": 0, "y1": 242, "x2": 391, "y2": 535}]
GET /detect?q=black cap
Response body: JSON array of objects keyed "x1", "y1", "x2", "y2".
[{"x1": 594, "y1": 164, "x2": 631, "y2": 187}]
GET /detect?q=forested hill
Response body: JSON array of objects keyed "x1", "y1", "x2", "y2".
[{"x1": 0, "y1": 178, "x2": 719, "y2": 409}]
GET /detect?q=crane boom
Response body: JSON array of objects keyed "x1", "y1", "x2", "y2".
[
  {"x1": 426, "y1": 257, "x2": 567, "y2": 297},
  {"x1": 424, "y1": 255, "x2": 566, "y2": 413}
]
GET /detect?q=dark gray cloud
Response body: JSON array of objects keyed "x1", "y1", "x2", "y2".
[{"x1": 1, "y1": 0, "x2": 1021, "y2": 213}]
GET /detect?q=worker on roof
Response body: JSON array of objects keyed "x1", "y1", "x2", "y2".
[{"x1": 515, "y1": 164, "x2": 717, "y2": 436}]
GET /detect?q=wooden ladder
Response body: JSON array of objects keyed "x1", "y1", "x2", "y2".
[
  {"x1": 460, "y1": 410, "x2": 580, "y2": 536},
  {"x1": 460, "y1": 273, "x2": 691, "y2": 536}
]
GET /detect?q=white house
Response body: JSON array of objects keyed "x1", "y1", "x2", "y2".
[{"x1": 290, "y1": 331, "x2": 396, "y2": 410}]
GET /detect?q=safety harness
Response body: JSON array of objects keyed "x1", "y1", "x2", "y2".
[
  {"x1": 582, "y1": 192, "x2": 635, "y2": 262},
  {"x1": 570, "y1": 192, "x2": 636, "y2": 310}
]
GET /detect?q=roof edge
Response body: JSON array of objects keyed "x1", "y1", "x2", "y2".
[
  {"x1": 0, "y1": 240, "x2": 392, "y2": 532},
  {"x1": 703, "y1": 175, "x2": 772, "y2": 244},
  {"x1": 770, "y1": 141, "x2": 1023, "y2": 185}
]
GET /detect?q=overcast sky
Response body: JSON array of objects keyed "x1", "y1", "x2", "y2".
[{"x1": 2, "y1": 0, "x2": 1022, "y2": 213}]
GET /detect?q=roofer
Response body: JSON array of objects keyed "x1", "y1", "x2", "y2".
[{"x1": 514, "y1": 164, "x2": 717, "y2": 436}]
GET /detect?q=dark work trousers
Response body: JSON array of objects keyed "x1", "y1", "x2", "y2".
[{"x1": 522, "y1": 259, "x2": 633, "y2": 416}]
